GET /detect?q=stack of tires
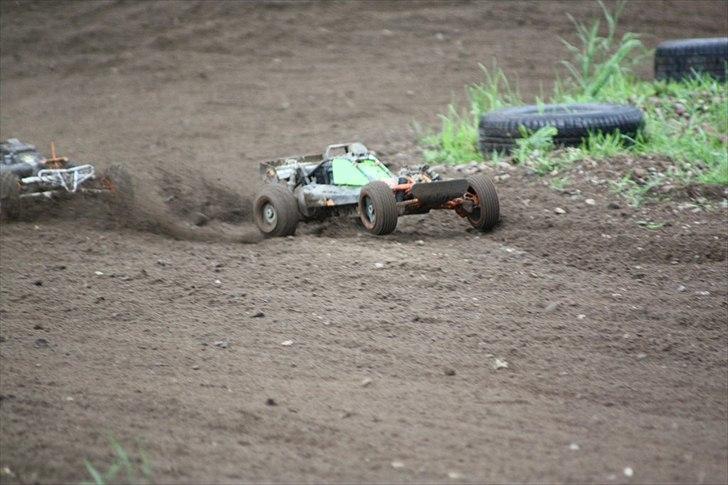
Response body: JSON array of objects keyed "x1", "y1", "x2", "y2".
[
  {"x1": 654, "y1": 37, "x2": 728, "y2": 82},
  {"x1": 477, "y1": 37, "x2": 726, "y2": 155}
]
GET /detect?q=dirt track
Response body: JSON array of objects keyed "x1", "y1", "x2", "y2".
[{"x1": 1, "y1": 1, "x2": 727, "y2": 483}]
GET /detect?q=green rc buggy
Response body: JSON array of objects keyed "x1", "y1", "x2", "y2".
[{"x1": 253, "y1": 142, "x2": 499, "y2": 237}]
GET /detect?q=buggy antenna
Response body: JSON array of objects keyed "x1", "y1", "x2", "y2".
[{"x1": 45, "y1": 141, "x2": 68, "y2": 167}]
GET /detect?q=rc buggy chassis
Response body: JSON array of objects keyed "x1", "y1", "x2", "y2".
[
  {"x1": 253, "y1": 142, "x2": 499, "y2": 236},
  {"x1": 0, "y1": 138, "x2": 129, "y2": 219}
]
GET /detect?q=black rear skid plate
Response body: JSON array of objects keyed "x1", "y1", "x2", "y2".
[{"x1": 410, "y1": 179, "x2": 469, "y2": 206}]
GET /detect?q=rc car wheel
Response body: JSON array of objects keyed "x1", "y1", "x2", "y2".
[
  {"x1": 358, "y1": 181, "x2": 398, "y2": 235},
  {"x1": 253, "y1": 184, "x2": 299, "y2": 237},
  {"x1": 655, "y1": 38, "x2": 728, "y2": 81},
  {"x1": 0, "y1": 172, "x2": 21, "y2": 220},
  {"x1": 465, "y1": 174, "x2": 499, "y2": 232},
  {"x1": 478, "y1": 103, "x2": 644, "y2": 154}
]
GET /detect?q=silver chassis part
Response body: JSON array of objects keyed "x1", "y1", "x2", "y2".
[
  {"x1": 19, "y1": 187, "x2": 109, "y2": 199},
  {"x1": 295, "y1": 184, "x2": 360, "y2": 217},
  {"x1": 20, "y1": 164, "x2": 97, "y2": 195}
]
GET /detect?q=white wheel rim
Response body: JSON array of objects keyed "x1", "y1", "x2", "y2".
[
  {"x1": 262, "y1": 202, "x2": 277, "y2": 226},
  {"x1": 365, "y1": 197, "x2": 375, "y2": 223}
]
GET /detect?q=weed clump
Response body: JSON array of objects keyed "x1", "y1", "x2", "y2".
[{"x1": 421, "y1": 0, "x2": 727, "y2": 204}]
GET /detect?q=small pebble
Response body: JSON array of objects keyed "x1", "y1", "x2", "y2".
[
  {"x1": 585, "y1": 198, "x2": 595, "y2": 205},
  {"x1": 192, "y1": 212, "x2": 209, "y2": 226},
  {"x1": 569, "y1": 443, "x2": 580, "y2": 450},
  {"x1": 415, "y1": 240, "x2": 425, "y2": 246},
  {"x1": 391, "y1": 461, "x2": 405, "y2": 469},
  {"x1": 265, "y1": 398, "x2": 277, "y2": 406},
  {"x1": 632, "y1": 168, "x2": 647, "y2": 180},
  {"x1": 34, "y1": 338, "x2": 49, "y2": 348},
  {"x1": 281, "y1": 340, "x2": 293, "y2": 346},
  {"x1": 544, "y1": 301, "x2": 560, "y2": 313},
  {"x1": 624, "y1": 467, "x2": 634, "y2": 478},
  {"x1": 374, "y1": 262, "x2": 385, "y2": 269},
  {"x1": 361, "y1": 377, "x2": 373, "y2": 387},
  {"x1": 493, "y1": 358, "x2": 509, "y2": 370},
  {"x1": 554, "y1": 207, "x2": 566, "y2": 214}
]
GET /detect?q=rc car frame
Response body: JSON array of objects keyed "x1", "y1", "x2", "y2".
[
  {"x1": 0, "y1": 138, "x2": 130, "y2": 219},
  {"x1": 253, "y1": 142, "x2": 499, "y2": 236}
]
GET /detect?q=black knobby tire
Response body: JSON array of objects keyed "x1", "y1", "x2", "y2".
[
  {"x1": 358, "y1": 181, "x2": 398, "y2": 235},
  {"x1": 478, "y1": 103, "x2": 644, "y2": 154},
  {"x1": 253, "y1": 184, "x2": 299, "y2": 237},
  {"x1": 655, "y1": 38, "x2": 728, "y2": 82},
  {"x1": 0, "y1": 172, "x2": 21, "y2": 220},
  {"x1": 465, "y1": 174, "x2": 499, "y2": 232}
]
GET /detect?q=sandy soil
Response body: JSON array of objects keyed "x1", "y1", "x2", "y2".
[{"x1": 1, "y1": 1, "x2": 727, "y2": 483}]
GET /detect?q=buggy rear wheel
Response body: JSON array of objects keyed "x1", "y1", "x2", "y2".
[
  {"x1": 465, "y1": 174, "x2": 499, "y2": 232},
  {"x1": 358, "y1": 181, "x2": 398, "y2": 235},
  {"x1": 0, "y1": 172, "x2": 21, "y2": 220},
  {"x1": 253, "y1": 184, "x2": 299, "y2": 237}
]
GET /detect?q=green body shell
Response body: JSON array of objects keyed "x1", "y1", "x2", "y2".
[{"x1": 331, "y1": 157, "x2": 394, "y2": 186}]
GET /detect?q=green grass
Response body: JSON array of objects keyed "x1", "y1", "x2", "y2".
[
  {"x1": 550, "y1": 176, "x2": 572, "y2": 191},
  {"x1": 422, "y1": 61, "x2": 521, "y2": 165},
  {"x1": 82, "y1": 437, "x2": 153, "y2": 485},
  {"x1": 422, "y1": 104, "x2": 480, "y2": 164},
  {"x1": 421, "y1": 0, "x2": 728, "y2": 203}
]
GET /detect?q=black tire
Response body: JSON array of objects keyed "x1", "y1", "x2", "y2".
[
  {"x1": 0, "y1": 172, "x2": 21, "y2": 220},
  {"x1": 253, "y1": 184, "x2": 299, "y2": 237},
  {"x1": 358, "y1": 181, "x2": 398, "y2": 235},
  {"x1": 655, "y1": 38, "x2": 728, "y2": 82},
  {"x1": 478, "y1": 103, "x2": 644, "y2": 154},
  {"x1": 465, "y1": 174, "x2": 499, "y2": 232}
]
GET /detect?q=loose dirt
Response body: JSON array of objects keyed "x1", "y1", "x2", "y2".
[{"x1": 1, "y1": 1, "x2": 726, "y2": 483}]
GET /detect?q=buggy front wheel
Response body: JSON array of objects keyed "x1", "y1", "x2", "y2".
[
  {"x1": 253, "y1": 184, "x2": 299, "y2": 237},
  {"x1": 358, "y1": 181, "x2": 398, "y2": 235}
]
